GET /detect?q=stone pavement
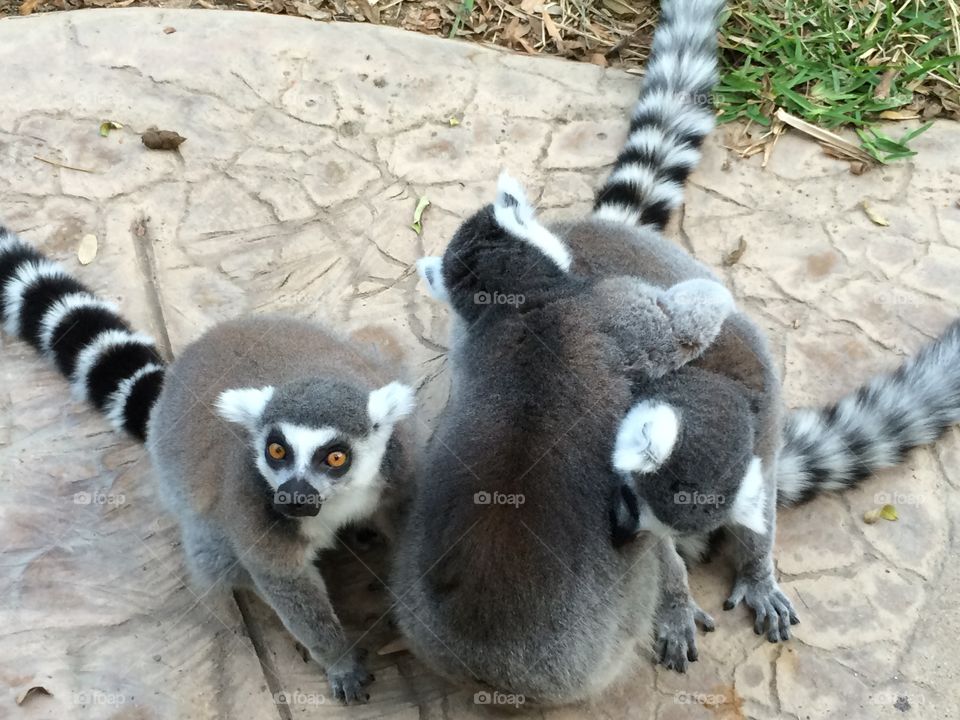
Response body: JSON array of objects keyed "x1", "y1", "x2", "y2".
[{"x1": 1, "y1": 8, "x2": 958, "y2": 720}]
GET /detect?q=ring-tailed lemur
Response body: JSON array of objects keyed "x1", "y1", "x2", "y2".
[
  {"x1": 0, "y1": 228, "x2": 416, "y2": 704},
  {"x1": 395, "y1": 0, "x2": 960, "y2": 702}
]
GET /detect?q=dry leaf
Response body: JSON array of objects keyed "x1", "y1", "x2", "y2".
[
  {"x1": 873, "y1": 68, "x2": 898, "y2": 100},
  {"x1": 541, "y1": 10, "x2": 563, "y2": 51},
  {"x1": 776, "y1": 108, "x2": 876, "y2": 166},
  {"x1": 141, "y1": 128, "x2": 186, "y2": 151},
  {"x1": 411, "y1": 196, "x2": 430, "y2": 235},
  {"x1": 163, "y1": 26, "x2": 176, "y2": 34},
  {"x1": 77, "y1": 234, "x2": 98, "y2": 265},
  {"x1": 99, "y1": 120, "x2": 123, "y2": 137},
  {"x1": 864, "y1": 504, "x2": 899, "y2": 523},
  {"x1": 722, "y1": 237, "x2": 747, "y2": 266},
  {"x1": 16, "y1": 686, "x2": 52, "y2": 705},
  {"x1": 878, "y1": 109, "x2": 920, "y2": 121},
  {"x1": 19, "y1": 0, "x2": 42, "y2": 15},
  {"x1": 602, "y1": 0, "x2": 635, "y2": 16},
  {"x1": 448, "y1": 116, "x2": 461, "y2": 127},
  {"x1": 862, "y1": 200, "x2": 890, "y2": 227}
]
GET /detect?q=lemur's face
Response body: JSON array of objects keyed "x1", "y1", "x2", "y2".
[{"x1": 215, "y1": 377, "x2": 414, "y2": 518}]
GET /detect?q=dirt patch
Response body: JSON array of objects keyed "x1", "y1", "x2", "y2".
[{"x1": 1, "y1": 0, "x2": 658, "y2": 72}]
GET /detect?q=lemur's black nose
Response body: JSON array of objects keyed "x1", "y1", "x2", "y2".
[{"x1": 273, "y1": 477, "x2": 322, "y2": 517}]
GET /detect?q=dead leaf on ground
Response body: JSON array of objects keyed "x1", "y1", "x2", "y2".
[
  {"x1": 16, "y1": 686, "x2": 52, "y2": 705},
  {"x1": 878, "y1": 109, "x2": 920, "y2": 121},
  {"x1": 141, "y1": 128, "x2": 186, "y2": 151},
  {"x1": 77, "y1": 234, "x2": 98, "y2": 265},
  {"x1": 776, "y1": 108, "x2": 876, "y2": 166},
  {"x1": 862, "y1": 200, "x2": 890, "y2": 227},
  {"x1": 723, "y1": 236, "x2": 747, "y2": 266},
  {"x1": 163, "y1": 26, "x2": 176, "y2": 34},
  {"x1": 410, "y1": 196, "x2": 430, "y2": 235},
  {"x1": 99, "y1": 120, "x2": 123, "y2": 137},
  {"x1": 864, "y1": 504, "x2": 899, "y2": 524},
  {"x1": 19, "y1": 0, "x2": 41, "y2": 15},
  {"x1": 874, "y1": 68, "x2": 898, "y2": 100}
]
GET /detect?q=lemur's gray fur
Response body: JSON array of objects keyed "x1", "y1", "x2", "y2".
[
  {"x1": 397, "y1": 0, "x2": 960, "y2": 702},
  {"x1": 0, "y1": 229, "x2": 415, "y2": 703}
]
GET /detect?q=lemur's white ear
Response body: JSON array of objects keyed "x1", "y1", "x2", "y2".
[
  {"x1": 368, "y1": 382, "x2": 416, "y2": 428},
  {"x1": 416, "y1": 257, "x2": 450, "y2": 303},
  {"x1": 216, "y1": 386, "x2": 275, "y2": 429},
  {"x1": 658, "y1": 279, "x2": 735, "y2": 351},
  {"x1": 613, "y1": 401, "x2": 680, "y2": 474},
  {"x1": 493, "y1": 171, "x2": 572, "y2": 272}
]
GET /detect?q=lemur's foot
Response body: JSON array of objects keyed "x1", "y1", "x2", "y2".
[
  {"x1": 723, "y1": 572, "x2": 798, "y2": 643},
  {"x1": 655, "y1": 598, "x2": 715, "y2": 672},
  {"x1": 326, "y1": 650, "x2": 374, "y2": 704}
]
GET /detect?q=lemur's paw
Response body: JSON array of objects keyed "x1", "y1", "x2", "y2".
[
  {"x1": 327, "y1": 650, "x2": 374, "y2": 704},
  {"x1": 723, "y1": 574, "x2": 799, "y2": 643},
  {"x1": 655, "y1": 599, "x2": 715, "y2": 672}
]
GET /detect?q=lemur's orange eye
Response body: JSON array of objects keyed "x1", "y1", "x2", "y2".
[
  {"x1": 268, "y1": 442, "x2": 286, "y2": 460},
  {"x1": 326, "y1": 450, "x2": 348, "y2": 468}
]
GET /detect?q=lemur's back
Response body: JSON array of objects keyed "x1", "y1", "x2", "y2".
[{"x1": 558, "y1": 217, "x2": 783, "y2": 457}]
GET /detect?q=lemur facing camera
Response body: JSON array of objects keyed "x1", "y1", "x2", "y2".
[
  {"x1": 396, "y1": 0, "x2": 960, "y2": 703},
  {"x1": 0, "y1": 229, "x2": 416, "y2": 703}
]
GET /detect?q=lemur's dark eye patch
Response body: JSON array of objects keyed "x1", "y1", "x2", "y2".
[
  {"x1": 265, "y1": 431, "x2": 291, "y2": 467},
  {"x1": 312, "y1": 443, "x2": 352, "y2": 476}
]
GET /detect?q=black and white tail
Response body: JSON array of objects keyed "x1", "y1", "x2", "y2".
[
  {"x1": 777, "y1": 320, "x2": 960, "y2": 506},
  {"x1": 594, "y1": 0, "x2": 724, "y2": 232},
  {"x1": 0, "y1": 227, "x2": 164, "y2": 441}
]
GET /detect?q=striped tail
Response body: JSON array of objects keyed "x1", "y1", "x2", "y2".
[
  {"x1": 594, "y1": 0, "x2": 724, "y2": 232},
  {"x1": 777, "y1": 320, "x2": 960, "y2": 506},
  {"x1": 0, "y1": 226, "x2": 165, "y2": 441}
]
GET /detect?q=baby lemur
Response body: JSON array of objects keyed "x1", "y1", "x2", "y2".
[
  {"x1": 395, "y1": 0, "x2": 960, "y2": 704},
  {"x1": 0, "y1": 228, "x2": 415, "y2": 703}
]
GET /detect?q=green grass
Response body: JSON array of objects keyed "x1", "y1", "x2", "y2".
[
  {"x1": 449, "y1": 0, "x2": 476, "y2": 39},
  {"x1": 717, "y1": 0, "x2": 959, "y2": 159}
]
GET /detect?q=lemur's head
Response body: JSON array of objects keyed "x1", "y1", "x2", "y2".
[{"x1": 214, "y1": 377, "x2": 414, "y2": 518}]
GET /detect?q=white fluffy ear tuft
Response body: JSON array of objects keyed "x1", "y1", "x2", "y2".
[
  {"x1": 368, "y1": 382, "x2": 416, "y2": 428},
  {"x1": 215, "y1": 386, "x2": 274, "y2": 429},
  {"x1": 612, "y1": 401, "x2": 680, "y2": 474},
  {"x1": 416, "y1": 256, "x2": 449, "y2": 303},
  {"x1": 492, "y1": 171, "x2": 572, "y2": 272}
]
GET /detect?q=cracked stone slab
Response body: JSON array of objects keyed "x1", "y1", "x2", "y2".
[{"x1": 0, "y1": 7, "x2": 959, "y2": 720}]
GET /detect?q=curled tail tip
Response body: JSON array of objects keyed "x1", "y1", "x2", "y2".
[
  {"x1": 0, "y1": 226, "x2": 165, "y2": 441},
  {"x1": 778, "y1": 320, "x2": 960, "y2": 507}
]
